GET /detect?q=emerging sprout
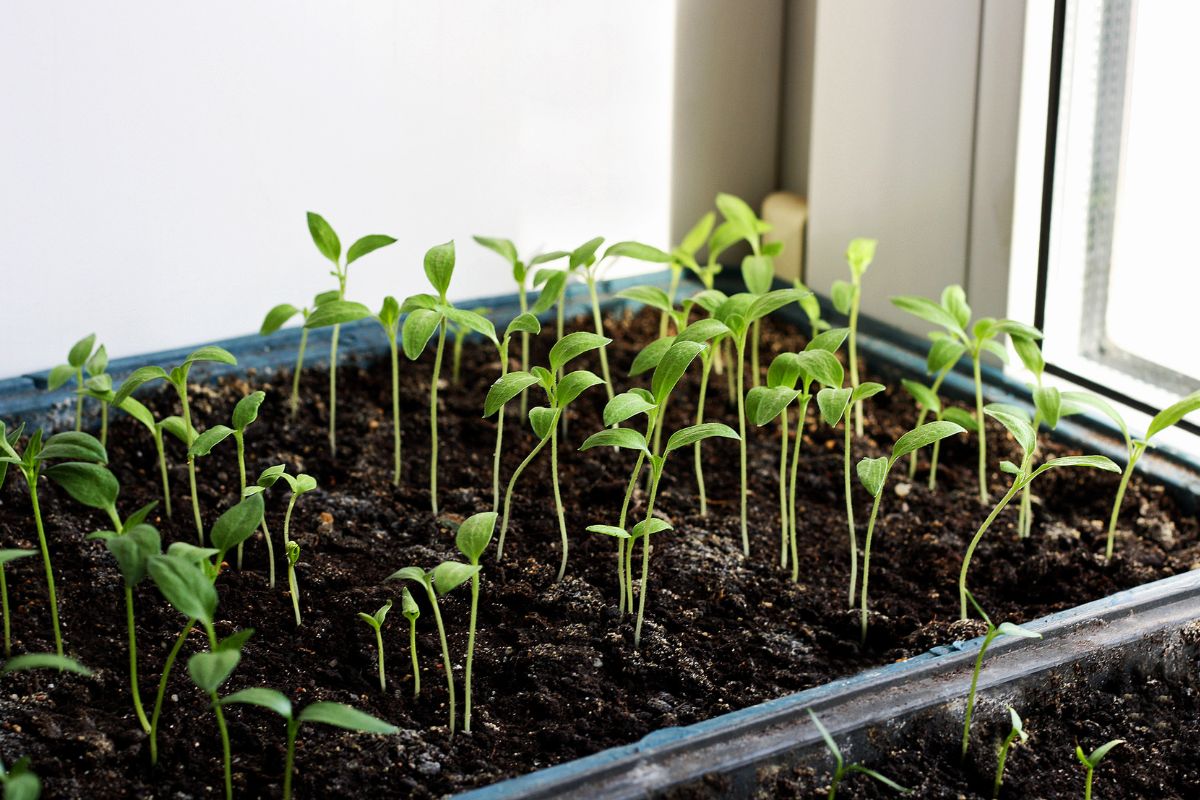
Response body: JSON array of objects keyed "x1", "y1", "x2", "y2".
[
  {"x1": 372, "y1": 296, "x2": 403, "y2": 485},
  {"x1": 401, "y1": 587, "x2": 421, "y2": 697},
  {"x1": 993, "y1": 706, "x2": 1028, "y2": 799},
  {"x1": 113, "y1": 345, "x2": 239, "y2": 542},
  {"x1": 0, "y1": 549, "x2": 35, "y2": 658},
  {"x1": 47, "y1": 333, "x2": 103, "y2": 434},
  {"x1": 278, "y1": 472, "x2": 318, "y2": 626},
  {"x1": 454, "y1": 511, "x2": 497, "y2": 732},
  {"x1": 261, "y1": 290, "x2": 339, "y2": 418},
  {"x1": 356, "y1": 600, "x2": 392, "y2": 692},
  {"x1": 661, "y1": 211, "x2": 715, "y2": 337},
  {"x1": 904, "y1": 331, "x2": 969, "y2": 482},
  {"x1": 590, "y1": 239, "x2": 672, "y2": 398},
  {"x1": 489, "y1": 314, "x2": 542, "y2": 511},
  {"x1": 220, "y1": 688, "x2": 396, "y2": 800},
  {"x1": 301, "y1": 211, "x2": 396, "y2": 456},
  {"x1": 1076, "y1": 739, "x2": 1124, "y2": 800},
  {"x1": 959, "y1": 405, "x2": 1120, "y2": 618},
  {"x1": 830, "y1": 238, "x2": 877, "y2": 435},
  {"x1": 245, "y1": 464, "x2": 287, "y2": 587},
  {"x1": 808, "y1": 709, "x2": 909, "y2": 799},
  {"x1": 1011, "y1": 335, "x2": 1066, "y2": 536},
  {"x1": 855, "y1": 422, "x2": 966, "y2": 643},
  {"x1": 960, "y1": 592, "x2": 1041, "y2": 759},
  {"x1": 716, "y1": 192, "x2": 778, "y2": 387},
  {"x1": 900, "y1": 379, "x2": 978, "y2": 491}
]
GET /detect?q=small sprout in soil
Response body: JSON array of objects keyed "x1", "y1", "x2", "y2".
[
  {"x1": 485, "y1": 330, "x2": 609, "y2": 578},
  {"x1": 372, "y1": 296, "x2": 404, "y2": 485},
  {"x1": 661, "y1": 211, "x2": 715, "y2": 337},
  {"x1": 188, "y1": 628, "x2": 252, "y2": 800},
  {"x1": 960, "y1": 591, "x2": 1041, "y2": 759},
  {"x1": 302, "y1": 211, "x2": 396, "y2": 456},
  {"x1": 490, "y1": 314, "x2": 542, "y2": 512},
  {"x1": 904, "y1": 330, "x2": 969, "y2": 482},
  {"x1": 900, "y1": 378, "x2": 978, "y2": 491},
  {"x1": 530, "y1": 238, "x2": 602, "y2": 373},
  {"x1": 449, "y1": 305, "x2": 491, "y2": 384},
  {"x1": 0, "y1": 425, "x2": 108, "y2": 655},
  {"x1": 277, "y1": 472, "x2": 317, "y2": 626},
  {"x1": 891, "y1": 286, "x2": 1042, "y2": 504},
  {"x1": 855, "y1": 421, "x2": 965, "y2": 643},
  {"x1": 994, "y1": 706, "x2": 1028, "y2": 799},
  {"x1": 356, "y1": 600, "x2": 392, "y2": 692},
  {"x1": 261, "y1": 292, "x2": 334, "y2": 417},
  {"x1": 830, "y1": 238, "x2": 877, "y2": 435},
  {"x1": 455, "y1": 511, "x2": 497, "y2": 733},
  {"x1": 0, "y1": 549, "x2": 36, "y2": 658},
  {"x1": 808, "y1": 708, "x2": 909, "y2": 799},
  {"x1": 1076, "y1": 739, "x2": 1124, "y2": 800},
  {"x1": 959, "y1": 404, "x2": 1119, "y2": 618},
  {"x1": 220, "y1": 688, "x2": 397, "y2": 800},
  {"x1": 113, "y1": 345, "x2": 239, "y2": 542},
  {"x1": 230, "y1": 391, "x2": 265, "y2": 568},
  {"x1": 246, "y1": 464, "x2": 288, "y2": 587},
  {"x1": 716, "y1": 192, "x2": 780, "y2": 388},
  {"x1": 386, "y1": 562, "x2": 478, "y2": 734},
  {"x1": 1011, "y1": 334, "x2": 1066, "y2": 537},
  {"x1": 401, "y1": 587, "x2": 421, "y2": 697},
  {"x1": 0, "y1": 756, "x2": 43, "y2": 800},
  {"x1": 47, "y1": 333, "x2": 103, "y2": 434},
  {"x1": 593, "y1": 240, "x2": 672, "y2": 398}
]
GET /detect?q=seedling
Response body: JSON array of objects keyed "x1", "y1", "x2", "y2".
[
  {"x1": 959, "y1": 405, "x2": 1120, "y2": 618},
  {"x1": 401, "y1": 241, "x2": 497, "y2": 514},
  {"x1": 891, "y1": 286, "x2": 1042, "y2": 503},
  {"x1": 1010, "y1": 335, "x2": 1065, "y2": 537},
  {"x1": 356, "y1": 600, "x2": 392, "y2": 692},
  {"x1": 1061, "y1": 390, "x2": 1200, "y2": 559},
  {"x1": 113, "y1": 345, "x2": 238, "y2": 541},
  {"x1": 994, "y1": 706, "x2": 1028, "y2": 799},
  {"x1": 484, "y1": 331, "x2": 610, "y2": 578},
  {"x1": 807, "y1": 709, "x2": 909, "y2": 799},
  {"x1": 260, "y1": 290, "x2": 340, "y2": 417},
  {"x1": 830, "y1": 239, "x2": 877, "y2": 435},
  {"x1": 278, "y1": 471, "x2": 317, "y2": 626},
  {"x1": 220, "y1": 688, "x2": 396, "y2": 800},
  {"x1": 386, "y1": 562, "x2": 479, "y2": 733},
  {"x1": 401, "y1": 587, "x2": 420, "y2": 697},
  {"x1": 816, "y1": 381, "x2": 885, "y2": 607},
  {"x1": 900, "y1": 379, "x2": 978, "y2": 491},
  {"x1": 589, "y1": 240, "x2": 672, "y2": 398},
  {"x1": 47, "y1": 333, "x2": 103, "y2": 434},
  {"x1": 489, "y1": 314, "x2": 542, "y2": 511},
  {"x1": 904, "y1": 332, "x2": 969, "y2": 482},
  {"x1": 0, "y1": 550, "x2": 35, "y2": 658},
  {"x1": 188, "y1": 630, "x2": 251, "y2": 800},
  {"x1": 661, "y1": 212, "x2": 715, "y2": 337},
  {"x1": 245, "y1": 464, "x2": 287, "y2": 588},
  {"x1": 1076, "y1": 739, "x2": 1123, "y2": 800},
  {"x1": 0, "y1": 426, "x2": 108, "y2": 655},
  {"x1": 960, "y1": 592, "x2": 1041, "y2": 759},
  {"x1": 716, "y1": 193, "x2": 779, "y2": 387},
  {"x1": 855, "y1": 422, "x2": 966, "y2": 642},
  {"x1": 449, "y1": 305, "x2": 491, "y2": 384},
  {"x1": 474, "y1": 236, "x2": 568, "y2": 415},
  {"x1": 455, "y1": 511, "x2": 496, "y2": 732},
  {"x1": 372, "y1": 296, "x2": 404, "y2": 485},
  {"x1": 302, "y1": 211, "x2": 396, "y2": 456}
]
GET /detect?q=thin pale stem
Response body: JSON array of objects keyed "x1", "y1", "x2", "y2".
[
  {"x1": 1084, "y1": 766, "x2": 1095, "y2": 800},
  {"x1": 290, "y1": 327, "x2": 307, "y2": 419},
  {"x1": 960, "y1": 483, "x2": 1022, "y2": 619},
  {"x1": 633, "y1": 470, "x2": 662, "y2": 649},
  {"x1": 849, "y1": 286, "x2": 863, "y2": 436},
  {"x1": 74, "y1": 369, "x2": 84, "y2": 431},
  {"x1": 519, "y1": 288, "x2": 530, "y2": 417},
  {"x1": 492, "y1": 346, "x2": 508, "y2": 512},
  {"x1": 154, "y1": 429, "x2": 172, "y2": 519},
  {"x1": 180, "y1": 387, "x2": 203, "y2": 544},
  {"x1": 497, "y1": 433, "x2": 551, "y2": 560},
  {"x1": 779, "y1": 409, "x2": 789, "y2": 568},
  {"x1": 408, "y1": 618, "x2": 420, "y2": 697},
  {"x1": 235, "y1": 433, "x2": 246, "y2": 569},
  {"x1": 375, "y1": 625, "x2": 386, "y2": 692},
  {"x1": 789, "y1": 398, "x2": 809, "y2": 583},
  {"x1": 151, "y1": 617, "x2": 196, "y2": 765},
  {"x1": 552, "y1": 424, "x2": 568, "y2": 582},
  {"x1": 283, "y1": 720, "x2": 298, "y2": 800},
  {"x1": 211, "y1": 689, "x2": 233, "y2": 800},
  {"x1": 429, "y1": 320, "x2": 447, "y2": 514},
  {"x1": 126, "y1": 586, "x2": 151, "y2": 733},
  {"x1": 391, "y1": 337, "x2": 402, "y2": 487},
  {"x1": 616, "y1": 537, "x2": 627, "y2": 615},
  {"x1": 859, "y1": 491, "x2": 884, "y2": 644},
  {"x1": 660, "y1": 268, "x2": 680, "y2": 338},
  {"x1": 27, "y1": 481, "x2": 63, "y2": 656},
  {"x1": 724, "y1": 340, "x2": 736, "y2": 405},
  {"x1": 1106, "y1": 453, "x2": 1138, "y2": 560},
  {"x1": 736, "y1": 340, "x2": 749, "y2": 555},
  {"x1": 587, "y1": 278, "x2": 614, "y2": 401},
  {"x1": 843, "y1": 420, "x2": 857, "y2": 608},
  {"x1": 262, "y1": 516, "x2": 276, "y2": 589},
  {"x1": 974, "y1": 354, "x2": 988, "y2": 504},
  {"x1": 695, "y1": 355, "x2": 712, "y2": 516},
  {"x1": 464, "y1": 570, "x2": 479, "y2": 732},
  {"x1": 0, "y1": 566, "x2": 9, "y2": 658},
  {"x1": 285, "y1": 495, "x2": 301, "y2": 626},
  {"x1": 751, "y1": 320, "x2": 761, "y2": 388},
  {"x1": 928, "y1": 438, "x2": 942, "y2": 491},
  {"x1": 1018, "y1": 410, "x2": 1043, "y2": 538},
  {"x1": 451, "y1": 331, "x2": 464, "y2": 385},
  {"x1": 425, "y1": 583, "x2": 456, "y2": 734},
  {"x1": 907, "y1": 369, "x2": 949, "y2": 479},
  {"x1": 100, "y1": 403, "x2": 108, "y2": 448},
  {"x1": 329, "y1": 323, "x2": 340, "y2": 456},
  {"x1": 994, "y1": 729, "x2": 1019, "y2": 798},
  {"x1": 961, "y1": 628, "x2": 999, "y2": 759}
]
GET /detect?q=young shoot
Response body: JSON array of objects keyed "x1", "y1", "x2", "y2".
[
  {"x1": 900, "y1": 379, "x2": 978, "y2": 491},
  {"x1": 81, "y1": 384, "x2": 180, "y2": 518},
  {"x1": 855, "y1": 421, "x2": 966, "y2": 643},
  {"x1": 47, "y1": 333, "x2": 102, "y2": 434},
  {"x1": 454, "y1": 511, "x2": 496, "y2": 733},
  {"x1": 386, "y1": 562, "x2": 478, "y2": 734},
  {"x1": 530, "y1": 238, "x2": 602, "y2": 369},
  {"x1": 114, "y1": 345, "x2": 238, "y2": 542},
  {"x1": 891, "y1": 286, "x2": 1042, "y2": 504},
  {"x1": 401, "y1": 586, "x2": 421, "y2": 697},
  {"x1": 485, "y1": 331, "x2": 610, "y2": 578},
  {"x1": 959, "y1": 404, "x2": 1120, "y2": 619},
  {"x1": 960, "y1": 592, "x2": 1041, "y2": 760},
  {"x1": 0, "y1": 549, "x2": 35, "y2": 658},
  {"x1": 245, "y1": 464, "x2": 287, "y2": 588},
  {"x1": 356, "y1": 600, "x2": 392, "y2": 692},
  {"x1": 1009, "y1": 335, "x2": 1068, "y2": 537},
  {"x1": 714, "y1": 193, "x2": 781, "y2": 388},
  {"x1": 372, "y1": 296, "x2": 404, "y2": 485},
  {"x1": 302, "y1": 211, "x2": 396, "y2": 456},
  {"x1": 1076, "y1": 739, "x2": 1124, "y2": 800},
  {"x1": 449, "y1": 305, "x2": 491, "y2": 384},
  {"x1": 220, "y1": 688, "x2": 396, "y2": 800},
  {"x1": 278, "y1": 472, "x2": 317, "y2": 626},
  {"x1": 904, "y1": 332, "x2": 969, "y2": 481},
  {"x1": 830, "y1": 239, "x2": 878, "y2": 436},
  {"x1": 260, "y1": 290, "x2": 339, "y2": 418},
  {"x1": 807, "y1": 709, "x2": 909, "y2": 799},
  {"x1": 489, "y1": 314, "x2": 541, "y2": 511},
  {"x1": 589, "y1": 240, "x2": 672, "y2": 398},
  {"x1": 994, "y1": 706, "x2": 1028, "y2": 799},
  {"x1": 662, "y1": 211, "x2": 715, "y2": 337}
]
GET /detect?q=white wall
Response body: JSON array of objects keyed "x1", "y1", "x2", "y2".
[{"x1": 0, "y1": 2, "x2": 677, "y2": 377}]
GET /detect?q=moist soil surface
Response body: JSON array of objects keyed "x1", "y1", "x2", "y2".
[{"x1": 0, "y1": 307, "x2": 1196, "y2": 798}]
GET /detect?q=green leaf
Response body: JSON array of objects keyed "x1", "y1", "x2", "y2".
[
  {"x1": 67, "y1": 333, "x2": 96, "y2": 369},
  {"x1": 424, "y1": 240, "x2": 456, "y2": 297},
  {"x1": 531, "y1": 270, "x2": 567, "y2": 314},
  {"x1": 806, "y1": 327, "x2": 850, "y2": 354},
  {"x1": 113, "y1": 365, "x2": 170, "y2": 406},
  {"x1": 794, "y1": 351, "x2": 844, "y2": 389},
  {"x1": 122, "y1": 501, "x2": 158, "y2": 531},
  {"x1": 689, "y1": 289, "x2": 728, "y2": 315},
  {"x1": 603, "y1": 392, "x2": 657, "y2": 426},
  {"x1": 677, "y1": 318, "x2": 729, "y2": 345},
  {"x1": 831, "y1": 280, "x2": 855, "y2": 315},
  {"x1": 297, "y1": 702, "x2": 398, "y2": 734},
  {"x1": 189, "y1": 425, "x2": 234, "y2": 458},
  {"x1": 617, "y1": 285, "x2": 673, "y2": 312},
  {"x1": 159, "y1": 416, "x2": 192, "y2": 444},
  {"x1": 746, "y1": 386, "x2": 798, "y2": 426},
  {"x1": 85, "y1": 345, "x2": 108, "y2": 377},
  {"x1": 940, "y1": 285, "x2": 971, "y2": 329},
  {"x1": 188, "y1": 649, "x2": 240, "y2": 693},
  {"x1": 1060, "y1": 391, "x2": 1129, "y2": 445},
  {"x1": 484, "y1": 371, "x2": 540, "y2": 417},
  {"x1": 742, "y1": 254, "x2": 774, "y2": 295},
  {"x1": 766, "y1": 354, "x2": 802, "y2": 390},
  {"x1": 261, "y1": 303, "x2": 301, "y2": 335},
  {"x1": 148, "y1": 554, "x2": 217, "y2": 624},
  {"x1": 714, "y1": 293, "x2": 755, "y2": 335},
  {"x1": 847, "y1": 765, "x2": 909, "y2": 795},
  {"x1": 851, "y1": 382, "x2": 886, "y2": 404},
  {"x1": 455, "y1": 512, "x2": 497, "y2": 563},
  {"x1": 1012, "y1": 335, "x2": 1045, "y2": 376},
  {"x1": 386, "y1": 566, "x2": 429, "y2": 586},
  {"x1": 441, "y1": 306, "x2": 497, "y2": 346},
  {"x1": 1146, "y1": 390, "x2": 1200, "y2": 441},
  {"x1": 221, "y1": 687, "x2": 293, "y2": 719},
  {"x1": 817, "y1": 387, "x2": 853, "y2": 426},
  {"x1": 183, "y1": 346, "x2": 238, "y2": 369},
  {"x1": 984, "y1": 404, "x2": 1036, "y2": 456},
  {"x1": 400, "y1": 293, "x2": 439, "y2": 313},
  {"x1": 569, "y1": 237, "x2": 605, "y2": 271},
  {"x1": 979, "y1": 338, "x2": 1011, "y2": 364},
  {"x1": 165, "y1": 542, "x2": 220, "y2": 563},
  {"x1": 473, "y1": 235, "x2": 518, "y2": 265},
  {"x1": 680, "y1": 212, "x2": 715, "y2": 255},
  {"x1": 943, "y1": 407, "x2": 979, "y2": 432},
  {"x1": 549, "y1": 331, "x2": 610, "y2": 374},
  {"x1": 504, "y1": 313, "x2": 541, "y2": 340},
  {"x1": 651, "y1": 341, "x2": 706, "y2": 404},
  {"x1": 305, "y1": 300, "x2": 372, "y2": 329},
  {"x1": 586, "y1": 525, "x2": 630, "y2": 539},
  {"x1": 431, "y1": 561, "x2": 478, "y2": 596},
  {"x1": 845, "y1": 238, "x2": 877, "y2": 278},
  {"x1": 232, "y1": 391, "x2": 266, "y2": 433},
  {"x1": 346, "y1": 234, "x2": 396, "y2": 265},
  {"x1": 901, "y1": 380, "x2": 941, "y2": 414},
  {"x1": 38, "y1": 431, "x2": 107, "y2": 464},
  {"x1": 107, "y1": 524, "x2": 162, "y2": 587},
  {"x1": 991, "y1": 319, "x2": 1043, "y2": 341},
  {"x1": 401, "y1": 309, "x2": 443, "y2": 360},
  {"x1": 664, "y1": 423, "x2": 739, "y2": 454},
  {"x1": 47, "y1": 364, "x2": 76, "y2": 391},
  {"x1": 1027, "y1": 455, "x2": 1121, "y2": 483},
  {"x1": 996, "y1": 622, "x2": 1041, "y2": 640},
  {"x1": 0, "y1": 549, "x2": 36, "y2": 566},
  {"x1": 1, "y1": 764, "x2": 41, "y2": 800},
  {"x1": 631, "y1": 518, "x2": 673, "y2": 539},
  {"x1": 2, "y1": 653, "x2": 92, "y2": 676},
  {"x1": 579, "y1": 428, "x2": 649, "y2": 454},
  {"x1": 856, "y1": 456, "x2": 890, "y2": 498},
  {"x1": 1033, "y1": 386, "x2": 1061, "y2": 428},
  {"x1": 84, "y1": 373, "x2": 112, "y2": 393},
  {"x1": 748, "y1": 289, "x2": 802, "y2": 323},
  {"x1": 715, "y1": 193, "x2": 758, "y2": 239},
  {"x1": 1083, "y1": 739, "x2": 1124, "y2": 767},
  {"x1": 604, "y1": 241, "x2": 670, "y2": 263},
  {"x1": 890, "y1": 295, "x2": 961, "y2": 332},
  {"x1": 400, "y1": 587, "x2": 420, "y2": 620},
  {"x1": 307, "y1": 212, "x2": 341, "y2": 264},
  {"x1": 44, "y1": 463, "x2": 118, "y2": 511},
  {"x1": 927, "y1": 337, "x2": 966, "y2": 374},
  {"x1": 892, "y1": 421, "x2": 965, "y2": 461},
  {"x1": 806, "y1": 710, "x2": 843, "y2": 768},
  {"x1": 210, "y1": 493, "x2": 265, "y2": 554},
  {"x1": 314, "y1": 289, "x2": 341, "y2": 306},
  {"x1": 528, "y1": 406, "x2": 558, "y2": 440},
  {"x1": 557, "y1": 370, "x2": 604, "y2": 407},
  {"x1": 376, "y1": 296, "x2": 401, "y2": 333},
  {"x1": 529, "y1": 250, "x2": 571, "y2": 268},
  {"x1": 629, "y1": 336, "x2": 676, "y2": 377}
]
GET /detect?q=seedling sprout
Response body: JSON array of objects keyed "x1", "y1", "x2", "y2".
[
  {"x1": 1076, "y1": 739, "x2": 1123, "y2": 800},
  {"x1": 489, "y1": 314, "x2": 542, "y2": 511},
  {"x1": 401, "y1": 586, "x2": 421, "y2": 697},
  {"x1": 830, "y1": 238, "x2": 877, "y2": 435},
  {"x1": 356, "y1": 600, "x2": 392, "y2": 692},
  {"x1": 808, "y1": 709, "x2": 909, "y2": 798},
  {"x1": 260, "y1": 290, "x2": 339, "y2": 417},
  {"x1": 993, "y1": 706, "x2": 1028, "y2": 799},
  {"x1": 47, "y1": 333, "x2": 102, "y2": 435},
  {"x1": 454, "y1": 511, "x2": 496, "y2": 732}
]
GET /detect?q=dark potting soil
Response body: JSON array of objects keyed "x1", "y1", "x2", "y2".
[{"x1": 0, "y1": 307, "x2": 1196, "y2": 799}]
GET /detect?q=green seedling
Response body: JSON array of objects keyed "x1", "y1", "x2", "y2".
[
  {"x1": 278, "y1": 472, "x2": 317, "y2": 626},
  {"x1": 1061, "y1": 390, "x2": 1200, "y2": 559},
  {"x1": 994, "y1": 706, "x2": 1028, "y2": 798},
  {"x1": 900, "y1": 379, "x2": 978, "y2": 491},
  {"x1": 1076, "y1": 739, "x2": 1123, "y2": 800},
  {"x1": 372, "y1": 296, "x2": 404, "y2": 485},
  {"x1": 489, "y1": 314, "x2": 542, "y2": 512},
  {"x1": 855, "y1": 422, "x2": 966, "y2": 642},
  {"x1": 454, "y1": 511, "x2": 496, "y2": 733},
  {"x1": 681, "y1": 210, "x2": 745, "y2": 405},
  {"x1": 77, "y1": 343, "x2": 112, "y2": 446},
  {"x1": 245, "y1": 464, "x2": 287, "y2": 588},
  {"x1": 661, "y1": 211, "x2": 715, "y2": 337},
  {"x1": 188, "y1": 630, "x2": 251, "y2": 800},
  {"x1": 960, "y1": 592, "x2": 1041, "y2": 759},
  {"x1": 0, "y1": 550, "x2": 35, "y2": 658},
  {"x1": 113, "y1": 345, "x2": 238, "y2": 542},
  {"x1": 714, "y1": 287, "x2": 807, "y2": 554},
  {"x1": 401, "y1": 241, "x2": 497, "y2": 514},
  {"x1": 449, "y1": 305, "x2": 491, "y2": 384},
  {"x1": 959, "y1": 405, "x2": 1120, "y2": 618},
  {"x1": 891, "y1": 286, "x2": 1042, "y2": 503},
  {"x1": 356, "y1": 600, "x2": 392, "y2": 692},
  {"x1": 386, "y1": 562, "x2": 478, "y2": 734},
  {"x1": 716, "y1": 193, "x2": 779, "y2": 388},
  {"x1": 590, "y1": 240, "x2": 672, "y2": 398},
  {"x1": 816, "y1": 381, "x2": 885, "y2": 606},
  {"x1": 474, "y1": 237, "x2": 569, "y2": 416},
  {"x1": 485, "y1": 331, "x2": 610, "y2": 578},
  {"x1": 529, "y1": 238, "x2": 601, "y2": 365},
  {"x1": 47, "y1": 333, "x2": 103, "y2": 434},
  {"x1": 261, "y1": 290, "x2": 341, "y2": 418},
  {"x1": 904, "y1": 332, "x2": 969, "y2": 481},
  {"x1": 830, "y1": 239, "x2": 877, "y2": 436},
  {"x1": 302, "y1": 211, "x2": 396, "y2": 456},
  {"x1": 584, "y1": 422, "x2": 739, "y2": 647},
  {"x1": 1010, "y1": 335, "x2": 1066, "y2": 537},
  {"x1": 401, "y1": 587, "x2": 420, "y2": 697},
  {"x1": 808, "y1": 709, "x2": 909, "y2": 799},
  {"x1": 0, "y1": 426, "x2": 108, "y2": 655},
  {"x1": 220, "y1": 688, "x2": 396, "y2": 800}
]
